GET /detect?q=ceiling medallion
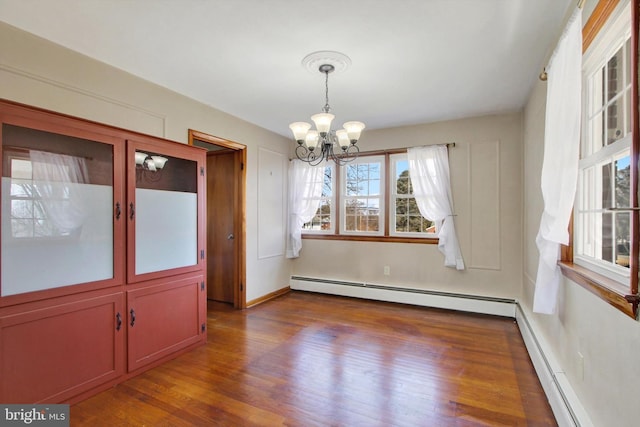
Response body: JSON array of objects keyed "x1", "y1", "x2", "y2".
[{"x1": 301, "y1": 50, "x2": 352, "y2": 75}]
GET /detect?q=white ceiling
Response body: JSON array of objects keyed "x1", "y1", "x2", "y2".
[{"x1": 0, "y1": 0, "x2": 573, "y2": 138}]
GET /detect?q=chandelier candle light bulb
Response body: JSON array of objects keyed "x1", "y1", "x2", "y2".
[
  {"x1": 135, "y1": 151, "x2": 168, "y2": 171},
  {"x1": 305, "y1": 130, "x2": 320, "y2": 150},
  {"x1": 310, "y1": 113, "x2": 334, "y2": 136},
  {"x1": 289, "y1": 51, "x2": 365, "y2": 166},
  {"x1": 150, "y1": 155, "x2": 169, "y2": 169},
  {"x1": 135, "y1": 151, "x2": 148, "y2": 165},
  {"x1": 343, "y1": 121, "x2": 365, "y2": 143},
  {"x1": 289, "y1": 122, "x2": 312, "y2": 143},
  {"x1": 336, "y1": 129, "x2": 350, "y2": 148}
]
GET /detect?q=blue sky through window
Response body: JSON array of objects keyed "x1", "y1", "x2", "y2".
[
  {"x1": 396, "y1": 160, "x2": 408, "y2": 178},
  {"x1": 616, "y1": 155, "x2": 630, "y2": 169}
]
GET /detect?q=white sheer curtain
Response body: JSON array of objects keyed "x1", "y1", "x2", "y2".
[
  {"x1": 31, "y1": 150, "x2": 89, "y2": 234},
  {"x1": 286, "y1": 159, "x2": 324, "y2": 258},
  {"x1": 408, "y1": 145, "x2": 464, "y2": 270},
  {"x1": 534, "y1": 8, "x2": 582, "y2": 314}
]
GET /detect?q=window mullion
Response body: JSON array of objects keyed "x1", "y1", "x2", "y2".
[
  {"x1": 629, "y1": 0, "x2": 639, "y2": 298},
  {"x1": 384, "y1": 153, "x2": 390, "y2": 236}
]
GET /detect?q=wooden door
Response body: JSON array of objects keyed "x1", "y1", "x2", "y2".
[{"x1": 207, "y1": 150, "x2": 237, "y2": 303}]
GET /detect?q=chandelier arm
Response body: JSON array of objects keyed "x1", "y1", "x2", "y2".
[
  {"x1": 345, "y1": 144, "x2": 360, "y2": 156},
  {"x1": 310, "y1": 153, "x2": 326, "y2": 166},
  {"x1": 296, "y1": 145, "x2": 314, "y2": 163},
  {"x1": 330, "y1": 143, "x2": 359, "y2": 165},
  {"x1": 295, "y1": 142, "x2": 327, "y2": 166}
]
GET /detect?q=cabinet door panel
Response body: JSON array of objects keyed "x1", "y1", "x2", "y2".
[
  {"x1": 1, "y1": 108, "x2": 125, "y2": 306},
  {"x1": 126, "y1": 139, "x2": 205, "y2": 283},
  {"x1": 127, "y1": 276, "x2": 204, "y2": 372},
  {"x1": 0, "y1": 292, "x2": 125, "y2": 403}
]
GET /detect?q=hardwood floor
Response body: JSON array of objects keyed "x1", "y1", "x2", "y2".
[{"x1": 71, "y1": 291, "x2": 556, "y2": 426}]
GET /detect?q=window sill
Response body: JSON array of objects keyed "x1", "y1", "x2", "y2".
[
  {"x1": 302, "y1": 234, "x2": 438, "y2": 244},
  {"x1": 558, "y1": 261, "x2": 638, "y2": 318}
]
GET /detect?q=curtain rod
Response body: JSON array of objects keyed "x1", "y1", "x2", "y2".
[
  {"x1": 3, "y1": 145, "x2": 95, "y2": 160},
  {"x1": 359, "y1": 143, "x2": 456, "y2": 157},
  {"x1": 539, "y1": 0, "x2": 585, "y2": 81}
]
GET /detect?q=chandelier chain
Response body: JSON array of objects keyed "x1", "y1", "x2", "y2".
[{"x1": 323, "y1": 70, "x2": 331, "y2": 113}]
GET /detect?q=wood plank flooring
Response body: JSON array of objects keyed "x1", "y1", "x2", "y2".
[{"x1": 71, "y1": 291, "x2": 557, "y2": 426}]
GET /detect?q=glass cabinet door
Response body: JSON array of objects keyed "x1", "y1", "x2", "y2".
[
  {"x1": 127, "y1": 139, "x2": 204, "y2": 282},
  {"x1": 1, "y1": 121, "x2": 124, "y2": 300}
]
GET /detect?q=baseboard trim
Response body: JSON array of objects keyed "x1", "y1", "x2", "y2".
[
  {"x1": 247, "y1": 286, "x2": 291, "y2": 308},
  {"x1": 290, "y1": 276, "x2": 516, "y2": 317},
  {"x1": 515, "y1": 303, "x2": 593, "y2": 427}
]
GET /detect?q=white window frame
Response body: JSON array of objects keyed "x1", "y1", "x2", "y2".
[
  {"x1": 340, "y1": 155, "x2": 385, "y2": 236},
  {"x1": 575, "y1": 1, "x2": 632, "y2": 284},
  {"x1": 6, "y1": 153, "x2": 72, "y2": 240},
  {"x1": 301, "y1": 162, "x2": 336, "y2": 234},
  {"x1": 389, "y1": 153, "x2": 436, "y2": 238}
]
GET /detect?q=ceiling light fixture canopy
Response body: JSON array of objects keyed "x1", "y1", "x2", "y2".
[{"x1": 289, "y1": 52, "x2": 365, "y2": 166}]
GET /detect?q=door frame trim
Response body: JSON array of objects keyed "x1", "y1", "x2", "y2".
[{"x1": 188, "y1": 129, "x2": 246, "y2": 309}]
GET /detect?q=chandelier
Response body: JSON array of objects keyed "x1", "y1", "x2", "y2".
[
  {"x1": 134, "y1": 151, "x2": 168, "y2": 182},
  {"x1": 289, "y1": 53, "x2": 365, "y2": 166}
]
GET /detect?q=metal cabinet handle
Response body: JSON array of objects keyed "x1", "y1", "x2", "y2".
[
  {"x1": 227, "y1": 233, "x2": 235, "y2": 240},
  {"x1": 115, "y1": 202, "x2": 122, "y2": 220},
  {"x1": 129, "y1": 202, "x2": 135, "y2": 220},
  {"x1": 130, "y1": 308, "x2": 136, "y2": 327},
  {"x1": 116, "y1": 312, "x2": 122, "y2": 331}
]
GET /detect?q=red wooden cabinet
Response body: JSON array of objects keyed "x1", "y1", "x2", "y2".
[
  {"x1": 0, "y1": 100, "x2": 207, "y2": 404},
  {"x1": 127, "y1": 275, "x2": 206, "y2": 372},
  {"x1": 0, "y1": 291, "x2": 125, "y2": 403}
]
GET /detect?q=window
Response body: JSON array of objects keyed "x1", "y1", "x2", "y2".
[
  {"x1": 390, "y1": 153, "x2": 435, "y2": 236},
  {"x1": 342, "y1": 156, "x2": 384, "y2": 235},
  {"x1": 576, "y1": 9, "x2": 632, "y2": 282},
  {"x1": 302, "y1": 163, "x2": 335, "y2": 233},
  {"x1": 6, "y1": 154, "x2": 72, "y2": 239},
  {"x1": 561, "y1": 0, "x2": 638, "y2": 318},
  {"x1": 302, "y1": 151, "x2": 436, "y2": 242}
]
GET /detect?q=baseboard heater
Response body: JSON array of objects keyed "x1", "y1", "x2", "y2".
[
  {"x1": 290, "y1": 276, "x2": 516, "y2": 317},
  {"x1": 516, "y1": 303, "x2": 592, "y2": 427}
]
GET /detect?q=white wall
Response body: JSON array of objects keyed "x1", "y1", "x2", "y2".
[
  {"x1": 0, "y1": 22, "x2": 292, "y2": 302},
  {"x1": 522, "y1": 58, "x2": 640, "y2": 427},
  {"x1": 292, "y1": 112, "x2": 524, "y2": 301}
]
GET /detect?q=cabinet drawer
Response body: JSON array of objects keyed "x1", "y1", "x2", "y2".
[{"x1": 0, "y1": 292, "x2": 125, "y2": 403}]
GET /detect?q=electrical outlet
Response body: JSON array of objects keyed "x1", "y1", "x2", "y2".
[{"x1": 383, "y1": 266, "x2": 390, "y2": 276}]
